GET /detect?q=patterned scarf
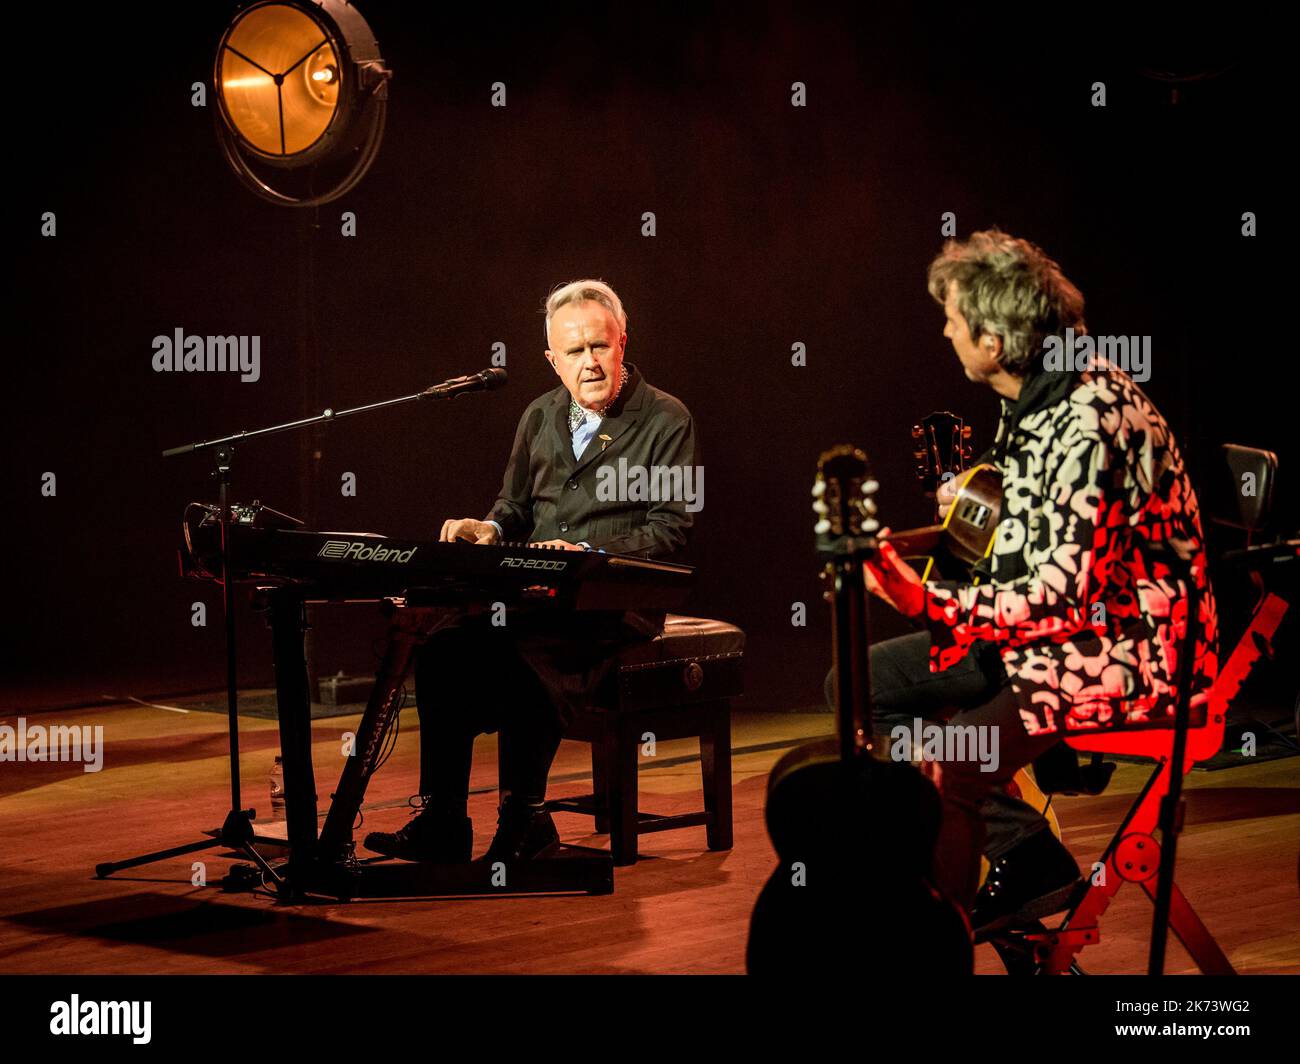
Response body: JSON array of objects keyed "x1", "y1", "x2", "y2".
[{"x1": 568, "y1": 364, "x2": 629, "y2": 433}]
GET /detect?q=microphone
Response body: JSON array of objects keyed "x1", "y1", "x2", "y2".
[{"x1": 421, "y1": 367, "x2": 508, "y2": 399}]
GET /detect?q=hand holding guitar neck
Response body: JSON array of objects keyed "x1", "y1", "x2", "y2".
[
  {"x1": 863, "y1": 529, "x2": 925, "y2": 618},
  {"x1": 936, "y1": 475, "x2": 959, "y2": 519},
  {"x1": 896, "y1": 411, "x2": 1003, "y2": 583}
]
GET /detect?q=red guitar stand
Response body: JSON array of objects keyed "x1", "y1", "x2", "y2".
[{"x1": 987, "y1": 591, "x2": 1289, "y2": 975}]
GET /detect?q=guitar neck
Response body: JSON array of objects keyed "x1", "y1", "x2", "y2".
[
  {"x1": 888, "y1": 525, "x2": 943, "y2": 558},
  {"x1": 826, "y1": 555, "x2": 873, "y2": 762}
]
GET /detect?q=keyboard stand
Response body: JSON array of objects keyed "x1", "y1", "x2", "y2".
[{"x1": 244, "y1": 585, "x2": 616, "y2": 902}]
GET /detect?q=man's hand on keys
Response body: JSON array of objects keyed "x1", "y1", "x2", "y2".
[
  {"x1": 529, "y1": 539, "x2": 584, "y2": 551},
  {"x1": 439, "y1": 518, "x2": 499, "y2": 545}
]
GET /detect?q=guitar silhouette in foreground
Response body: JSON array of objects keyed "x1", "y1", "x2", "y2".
[{"x1": 746, "y1": 444, "x2": 972, "y2": 975}]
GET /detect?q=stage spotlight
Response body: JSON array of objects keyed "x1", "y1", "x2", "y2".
[{"x1": 214, "y1": 1, "x2": 391, "y2": 206}]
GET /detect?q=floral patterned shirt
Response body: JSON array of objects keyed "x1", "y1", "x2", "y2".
[{"x1": 923, "y1": 365, "x2": 1219, "y2": 736}]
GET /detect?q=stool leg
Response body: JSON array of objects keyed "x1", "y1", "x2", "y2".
[
  {"x1": 591, "y1": 727, "x2": 611, "y2": 834},
  {"x1": 1140, "y1": 875, "x2": 1236, "y2": 975},
  {"x1": 701, "y1": 700, "x2": 733, "y2": 851},
  {"x1": 607, "y1": 720, "x2": 639, "y2": 866},
  {"x1": 497, "y1": 729, "x2": 509, "y2": 806}
]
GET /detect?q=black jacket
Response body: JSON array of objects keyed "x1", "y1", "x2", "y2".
[{"x1": 486, "y1": 363, "x2": 699, "y2": 560}]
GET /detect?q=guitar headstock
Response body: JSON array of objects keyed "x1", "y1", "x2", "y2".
[
  {"x1": 812, "y1": 444, "x2": 879, "y2": 557},
  {"x1": 912, "y1": 410, "x2": 973, "y2": 496}
]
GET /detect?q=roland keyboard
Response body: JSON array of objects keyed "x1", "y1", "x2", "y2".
[{"x1": 179, "y1": 502, "x2": 694, "y2": 611}]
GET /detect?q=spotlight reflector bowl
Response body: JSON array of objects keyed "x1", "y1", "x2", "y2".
[{"x1": 213, "y1": 0, "x2": 389, "y2": 205}]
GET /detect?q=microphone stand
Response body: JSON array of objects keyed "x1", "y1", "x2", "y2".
[{"x1": 94, "y1": 370, "x2": 506, "y2": 891}]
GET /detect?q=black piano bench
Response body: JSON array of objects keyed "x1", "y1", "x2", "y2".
[{"x1": 534, "y1": 615, "x2": 744, "y2": 866}]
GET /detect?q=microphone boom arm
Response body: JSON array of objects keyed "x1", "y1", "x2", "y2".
[{"x1": 162, "y1": 367, "x2": 507, "y2": 458}]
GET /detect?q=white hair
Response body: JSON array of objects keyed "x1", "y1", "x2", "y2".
[{"x1": 544, "y1": 279, "x2": 627, "y2": 341}]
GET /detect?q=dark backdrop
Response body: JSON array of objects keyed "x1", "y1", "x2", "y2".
[{"x1": 8, "y1": 4, "x2": 1289, "y2": 712}]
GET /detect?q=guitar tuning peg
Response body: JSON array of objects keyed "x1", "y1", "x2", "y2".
[
  {"x1": 812, "y1": 500, "x2": 829, "y2": 516},
  {"x1": 814, "y1": 519, "x2": 831, "y2": 534},
  {"x1": 911, "y1": 425, "x2": 922, "y2": 439},
  {"x1": 811, "y1": 480, "x2": 826, "y2": 498},
  {"x1": 862, "y1": 518, "x2": 880, "y2": 533},
  {"x1": 961, "y1": 425, "x2": 972, "y2": 439},
  {"x1": 862, "y1": 479, "x2": 879, "y2": 494},
  {"x1": 862, "y1": 499, "x2": 877, "y2": 515}
]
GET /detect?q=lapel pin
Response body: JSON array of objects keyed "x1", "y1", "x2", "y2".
[{"x1": 599, "y1": 433, "x2": 612, "y2": 452}]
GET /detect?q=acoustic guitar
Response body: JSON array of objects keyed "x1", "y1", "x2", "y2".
[
  {"x1": 746, "y1": 444, "x2": 972, "y2": 974},
  {"x1": 897, "y1": 411, "x2": 1061, "y2": 882},
  {"x1": 891, "y1": 411, "x2": 1002, "y2": 582}
]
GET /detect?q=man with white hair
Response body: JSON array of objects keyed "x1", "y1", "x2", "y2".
[{"x1": 365, "y1": 280, "x2": 699, "y2": 865}]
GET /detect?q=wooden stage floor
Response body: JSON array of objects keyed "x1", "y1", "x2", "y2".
[{"x1": 2, "y1": 697, "x2": 1297, "y2": 975}]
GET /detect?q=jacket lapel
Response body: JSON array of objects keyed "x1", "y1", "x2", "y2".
[
  {"x1": 571, "y1": 364, "x2": 645, "y2": 477},
  {"x1": 548, "y1": 388, "x2": 577, "y2": 474}
]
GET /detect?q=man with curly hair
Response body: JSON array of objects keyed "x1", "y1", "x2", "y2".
[{"x1": 852, "y1": 229, "x2": 1217, "y2": 931}]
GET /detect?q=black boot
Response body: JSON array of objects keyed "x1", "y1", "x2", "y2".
[
  {"x1": 363, "y1": 796, "x2": 472, "y2": 863},
  {"x1": 479, "y1": 797, "x2": 559, "y2": 864},
  {"x1": 971, "y1": 828, "x2": 1082, "y2": 934}
]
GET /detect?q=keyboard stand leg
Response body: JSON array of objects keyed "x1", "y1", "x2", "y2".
[
  {"x1": 314, "y1": 601, "x2": 458, "y2": 866},
  {"x1": 265, "y1": 588, "x2": 319, "y2": 881}
]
